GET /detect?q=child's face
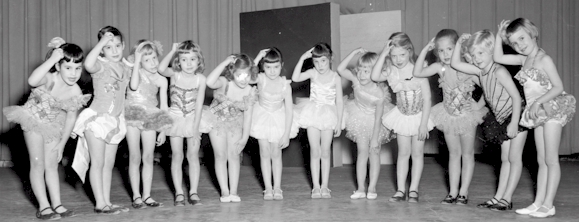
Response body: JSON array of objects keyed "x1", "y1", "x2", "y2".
[
  {"x1": 436, "y1": 38, "x2": 455, "y2": 65},
  {"x1": 263, "y1": 62, "x2": 282, "y2": 80},
  {"x1": 101, "y1": 36, "x2": 124, "y2": 62},
  {"x1": 179, "y1": 52, "x2": 199, "y2": 74},
  {"x1": 57, "y1": 60, "x2": 82, "y2": 86},
  {"x1": 140, "y1": 51, "x2": 159, "y2": 74},
  {"x1": 507, "y1": 28, "x2": 536, "y2": 56},
  {"x1": 313, "y1": 56, "x2": 330, "y2": 74},
  {"x1": 233, "y1": 67, "x2": 251, "y2": 88},
  {"x1": 356, "y1": 65, "x2": 373, "y2": 85},
  {"x1": 390, "y1": 46, "x2": 410, "y2": 69},
  {"x1": 470, "y1": 45, "x2": 493, "y2": 69}
]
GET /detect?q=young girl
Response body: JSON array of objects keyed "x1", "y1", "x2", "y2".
[
  {"x1": 71, "y1": 26, "x2": 132, "y2": 214},
  {"x1": 3, "y1": 37, "x2": 89, "y2": 220},
  {"x1": 371, "y1": 32, "x2": 434, "y2": 203},
  {"x1": 495, "y1": 18, "x2": 575, "y2": 218},
  {"x1": 413, "y1": 29, "x2": 488, "y2": 205},
  {"x1": 337, "y1": 48, "x2": 394, "y2": 200},
  {"x1": 158, "y1": 40, "x2": 210, "y2": 206},
  {"x1": 205, "y1": 54, "x2": 257, "y2": 203},
  {"x1": 125, "y1": 40, "x2": 172, "y2": 208},
  {"x1": 293, "y1": 43, "x2": 343, "y2": 199},
  {"x1": 251, "y1": 48, "x2": 297, "y2": 200},
  {"x1": 450, "y1": 30, "x2": 528, "y2": 212}
]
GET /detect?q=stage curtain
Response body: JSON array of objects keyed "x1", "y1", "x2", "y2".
[{"x1": 2, "y1": 0, "x2": 578, "y2": 163}]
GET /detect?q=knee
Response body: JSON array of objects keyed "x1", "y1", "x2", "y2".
[
  {"x1": 320, "y1": 149, "x2": 331, "y2": 160},
  {"x1": 260, "y1": 149, "x2": 271, "y2": 159},
  {"x1": 270, "y1": 148, "x2": 282, "y2": 159},
  {"x1": 172, "y1": 152, "x2": 184, "y2": 163},
  {"x1": 310, "y1": 149, "x2": 321, "y2": 159},
  {"x1": 142, "y1": 152, "x2": 154, "y2": 165},
  {"x1": 29, "y1": 158, "x2": 45, "y2": 171},
  {"x1": 214, "y1": 151, "x2": 228, "y2": 162},
  {"x1": 544, "y1": 157, "x2": 559, "y2": 167},
  {"x1": 411, "y1": 151, "x2": 424, "y2": 160},
  {"x1": 129, "y1": 152, "x2": 142, "y2": 165}
]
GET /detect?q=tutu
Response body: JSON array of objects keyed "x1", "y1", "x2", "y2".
[
  {"x1": 430, "y1": 102, "x2": 488, "y2": 135},
  {"x1": 125, "y1": 104, "x2": 173, "y2": 131},
  {"x1": 382, "y1": 106, "x2": 435, "y2": 137},
  {"x1": 3, "y1": 105, "x2": 64, "y2": 143},
  {"x1": 165, "y1": 107, "x2": 212, "y2": 137},
  {"x1": 72, "y1": 108, "x2": 127, "y2": 144},
  {"x1": 294, "y1": 97, "x2": 338, "y2": 131},
  {"x1": 250, "y1": 102, "x2": 299, "y2": 144},
  {"x1": 343, "y1": 98, "x2": 395, "y2": 143},
  {"x1": 204, "y1": 105, "x2": 244, "y2": 136},
  {"x1": 480, "y1": 113, "x2": 528, "y2": 145},
  {"x1": 205, "y1": 83, "x2": 257, "y2": 136}
]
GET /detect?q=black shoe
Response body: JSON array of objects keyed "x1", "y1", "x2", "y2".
[
  {"x1": 456, "y1": 195, "x2": 468, "y2": 205},
  {"x1": 94, "y1": 205, "x2": 120, "y2": 215},
  {"x1": 408, "y1": 191, "x2": 419, "y2": 203},
  {"x1": 188, "y1": 193, "x2": 202, "y2": 205},
  {"x1": 53, "y1": 205, "x2": 76, "y2": 218},
  {"x1": 490, "y1": 199, "x2": 512, "y2": 211},
  {"x1": 143, "y1": 197, "x2": 164, "y2": 207},
  {"x1": 441, "y1": 194, "x2": 457, "y2": 205},
  {"x1": 477, "y1": 197, "x2": 499, "y2": 208},
  {"x1": 132, "y1": 197, "x2": 146, "y2": 209},
  {"x1": 36, "y1": 207, "x2": 60, "y2": 220},
  {"x1": 388, "y1": 190, "x2": 406, "y2": 202},
  {"x1": 174, "y1": 194, "x2": 186, "y2": 207}
]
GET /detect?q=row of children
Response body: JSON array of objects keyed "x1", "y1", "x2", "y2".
[{"x1": 3, "y1": 17, "x2": 574, "y2": 220}]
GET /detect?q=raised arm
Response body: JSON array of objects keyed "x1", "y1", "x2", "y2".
[
  {"x1": 29, "y1": 49, "x2": 64, "y2": 87},
  {"x1": 206, "y1": 56, "x2": 235, "y2": 89},
  {"x1": 337, "y1": 48, "x2": 366, "y2": 83},
  {"x1": 493, "y1": 20, "x2": 525, "y2": 66},
  {"x1": 371, "y1": 42, "x2": 392, "y2": 82},
  {"x1": 414, "y1": 38, "x2": 442, "y2": 78},
  {"x1": 158, "y1": 43, "x2": 179, "y2": 77},
  {"x1": 85, "y1": 32, "x2": 114, "y2": 73},
  {"x1": 129, "y1": 43, "x2": 146, "y2": 90},
  {"x1": 292, "y1": 48, "x2": 314, "y2": 82},
  {"x1": 450, "y1": 34, "x2": 480, "y2": 75},
  {"x1": 495, "y1": 66, "x2": 522, "y2": 138}
]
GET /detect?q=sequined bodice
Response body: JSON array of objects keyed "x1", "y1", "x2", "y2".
[
  {"x1": 89, "y1": 59, "x2": 131, "y2": 116},
  {"x1": 24, "y1": 88, "x2": 89, "y2": 122},
  {"x1": 209, "y1": 82, "x2": 256, "y2": 121},
  {"x1": 126, "y1": 71, "x2": 158, "y2": 108},
  {"x1": 352, "y1": 83, "x2": 383, "y2": 114},
  {"x1": 386, "y1": 64, "x2": 421, "y2": 93},
  {"x1": 386, "y1": 64, "x2": 423, "y2": 115},
  {"x1": 310, "y1": 71, "x2": 337, "y2": 106},
  {"x1": 439, "y1": 68, "x2": 476, "y2": 116},
  {"x1": 515, "y1": 68, "x2": 551, "y2": 105}
]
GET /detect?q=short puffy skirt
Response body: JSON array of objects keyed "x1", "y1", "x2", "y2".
[
  {"x1": 481, "y1": 113, "x2": 528, "y2": 145},
  {"x1": 430, "y1": 102, "x2": 488, "y2": 135},
  {"x1": 293, "y1": 97, "x2": 338, "y2": 131},
  {"x1": 3, "y1": 105, "x2": 65, "y2": 143},
  {"x1": 250, "y1": 103, "x2": 298, "y2": 144},
  {"x1": 165, "y1": 108, "x2": 212, "y2": 138},
  {"x1": 203, "y1": 105, "x2": 244, "y2": 137},
  {"x1": 342, "y1": 99, "x2": 395, "y2": 144},
  {"x1": 382, "y1": 106, "x2": 435, "y2": 137},
  {"x1": 72, "y1": 108, "x2": 127, "y2": 144},
  {"x1": 520, "y1": 93, "x2": 576, "y2": 128},
  {"x1": 125, "y1": 104, "x2": 173, "y2": 131}
]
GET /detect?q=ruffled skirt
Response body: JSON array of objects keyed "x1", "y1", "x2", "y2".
[
  {"x1": 250, "y1": 103, "x2": 298, "y2": 144},
  {"x1": 125, "y1": 104, "x2": 173, "y2": 131},
  {"x1": 520, "y1": 93, "x2": 576, "y2": 128},
  {"x1": 342, "y1": 99, "x2": 395, "y2": 144},
  {"x1": 382, "y1": 106, "x2": 435, "y2": 137},
  {"x1": 203, "y1": 105, "x2": 244, "y2": 137},
  {"x1": 3, "y1": 105, "x2": 65, "y2": 143},
  {"x1": 430, "y1": 102, "x2": 488, "y2": 135},
  {"x1": 165, "y1": 108, "x2": 212, "y2": 138},
  {"x1": 481, "y1": 113, "x2": 528, "y2": 145},
  {"x1": 293, "y1": 97, "x2": 338, "y2": 131}
]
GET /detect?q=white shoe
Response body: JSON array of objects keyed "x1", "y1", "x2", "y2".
[
  {"x1": 529, "y1": 206, "x2": 556, "y2": 218},
  {"x1": 229, "y1": 194, "x2": 241, "y2": 203},
  {"x1": 219, "y1": 195, "x2": 231, "y2": 203},
  {"x1": 367, "y1": 192, "x2": 378, "y2": 200},
  {"x1": 515, "y1": 203, "x2": 540, "y2": 215},
  {"x1": 350, "y1": 191, "x2": 366, "y2": 199}
]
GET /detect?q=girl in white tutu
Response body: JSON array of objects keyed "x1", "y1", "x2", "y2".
[
  {"x1": 371, "y1": 32, "x2": 434, "y2": 203},
  {"x1": 414, "y1": 29, "x2": 488, "y2": 205},
  {"x1": 125, "y1": 40, "x2": 172, "y2": 208},
  {"x1": 3, "y1": 37, "x2": 89, "y2": 220},
  {"x1": 205, "y1": 54, "x2": 257, "y2": 203},
  {"x1": 293, "y1": 43, "x2": 343, "y2": 198},
  {"x1": 337, "y1": 48, "x2": 395, "y2": 200},
  {"x1": 158, "y1": 40, "x2": 211, "y2": 206},
  {"x1": 251, "y1": 48, "x2": 298, "y2": 200}
]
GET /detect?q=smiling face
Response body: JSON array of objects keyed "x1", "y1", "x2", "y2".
[
  {"x1": 263, "y1": 62, "x2": 282, "y2": 80},
  {"x1": 469, "y1": 45, "x2": 493, "y2": 70},
  {"x1": 508, "y1": 28, "x2": 537, "y2": 56},
  {"x1": 140, "y1": 51, "x2": 159, "y2": 74},
  {"x1": 313, "y1": 56, "x2": 330, "y2": 74},
  {"x1": 57, "y1": 60, "x2": 83, "y2": 86},
  {"x1": 233, "y1": 67, "x2": 251, "y2": 88},
  {"x1": 390, "y1": 46, "x2": 410, "y2": 69},
  {"x1": 101, "y1": 37, "x2": 124, "y2": 62},
  {"x1": 178, "y1": 52, "x2": 199, "y2": 74},
  {"x1": 436, "y1": 38, "x2": 455, "y2": 65}
]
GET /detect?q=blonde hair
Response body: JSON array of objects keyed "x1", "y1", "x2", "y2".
[{"x1": 465, "y1": 29, "x2": 495, "y2": 54}]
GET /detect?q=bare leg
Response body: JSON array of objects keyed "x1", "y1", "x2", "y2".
[
  {"x1": 541, "y1": 123, "x2": 562, "y2": 208},
  {"x1": 367, "y1": 143, "x2": 381, "y2": 193},
  {"x1": 270, "y1": 142, "x2": 283, "y2": 190},
  {"x1": 408, "y1": 136, "x2": 425, "y2": 193},
  {"x1": 395, "y1": 135, "x2": 411, "y2": 195},
  {"x1": 186, "y1": 137, "x2": 201, "y2": 199},
  {"x1": 44, "y1": 139, "x2": 65, "y2": 211},
  {"x1": 444, "y1": 133, "x2": 462, "y2": 197},
  {"x1": 140, "y1": 130, "x2": 157, "y2": 201},
  {"x1": 227, "y1": 132, "x2": 242, "y2": 196},
  {"x1": 209, "y1": 131, "x2": 229, "y2": 197},
  {"x1": 23, "y1": 131, "x2": 52, "y2": 215},
  {"x1": 170, "y1": 137, "x2": 185, "y2": 199},
  {"x1": 126, "y1": 126, "x2": 142, "y2": 201},
  {"x1": 459, "y1": 131, "x2": 476, "y2": 197},
  {"x1": 355, "y1": 140, "x2": 370, "y2": 192},
  {"x1": 103, "y1": 143, "x2": 119, "y2": 206},
  {"x1": 501, "y1": 131, "x2": 528, "y2": 202},
  {"x1": 320, "y1": 130, "x2": 333, "y2": 189},
  {"x1": 85, "y1": 131, "x2": 107, "y2": 209},
  {"x1": 259, "y1": 140, "x2": 273, "y2": 191},
  {"x1": 307, "y1": 128, "x2": 322, "y2": 189}
]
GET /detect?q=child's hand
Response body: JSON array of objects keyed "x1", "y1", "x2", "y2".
[
  {"x1": 171, "y1": 43, "x2": 180, "y2": 52},
  {"x1": 528, "y1": 101, "x2": 541, "y2": 120},
  {"x1": 458, "y1": 34, "x2": 471, "y2": 44},
  {"x1": 134, "y1": 43, "x2": 146, "y2": 63},
  {"x1": 506, "y1": 122, "x2": 518, "y2": 138},
  {"x1": 156, "y1": 133, "x2": 166, "y2": 147},
  {"x1": 370, "y1": 138, "x2": 380, "y2": 153},
  {"x1": 235, "y1": 138, "x2": 248, "y2": 154},
  {"x1": 354, "y1": 47, "x2": 367, "y2": 55},
  {"x1": 51, "y1": 143, "x2": 65, "y2": 162},
  {"x1": 425, "y1": 38, "x2": 436, "y2": 51},
  {"x1": 99, "y1": 32, "x2": 115, "y2": 44},
  {"x1": 256, "y1": 49, "x2": 270, "y2": 60},
  {"x1": 226, "y1": 55, "x2": 237, "y2": 64},
  {"x1": 464, "y1": 100, "x2": 483, "y2": 111},
  {"x1": 417, "y1": 124, "x2": 429, "y2": 141},
  {"x1": 278, "y1": 134, "x2": 290, "y2": 149},
  {"x1": 49, "y1": 48, "x2": 64, "y2": 62},
  {"x1": 498, "y1": 20, "x2": 510, "y2": 33},
  {"x1": 334, "y1": 124, "x2": 342, "y2": 137},
  {"x1": 300, "y1": 48, "x2": 314, "y2": 60}
]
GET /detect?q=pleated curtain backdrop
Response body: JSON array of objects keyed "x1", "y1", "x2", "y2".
[{"x1": 2, "y1": 0, "x2": 578, "y2": 163}]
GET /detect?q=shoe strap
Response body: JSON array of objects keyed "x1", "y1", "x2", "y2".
[
  {"x1": 498, "y1": 199, "x2": 510, "y2": 206},
  {"x1": 39, "y1": 207, "x2": 53, "y2": 214},
  {"x1": 53, "y1": 205, "x2": 63, "y2": 211}
]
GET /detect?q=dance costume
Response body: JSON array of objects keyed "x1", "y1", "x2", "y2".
[
  {"x1": 430, "y1": 66, "x2": 488, "y2": 135},
  {"x1": 204, "y1": 81, "x2": 257, "y2": 136},
  {"x1": 125, "y1": 70, "x2": 172, "y2": 131},
  {"x1": 515, "y1": 50, "x2": 575, "y2": 128},
  {"x1": 294, "y1": 69, "x2": 339, "y2": 131},
  {"x1": 71, "y1": 57, "x2": 131, "y2": 182},
  {"x1": 3, "y1": 85, "x2": 90, "y2": 143},
  {"x1": 382, "y1": 64, "x2": 435, "y2": 136},
  {"x1": 479, "y1": 63, "x2": 527, "y2": 145},
  {"x1": 164, "y1": 72, "x2": 211, "y2": 137},
  {"x1": 250, "y1": 75, "x2": 298, "y2": 144},
  {"x1": 343, "y1": 82, "x2": 394, "y2": 143}
]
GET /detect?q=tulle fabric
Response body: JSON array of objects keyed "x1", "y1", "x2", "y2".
[
  {"x1": 250, "y1": 102, "x2": 298, "y2": 144},
  {"x1": 293, "y1": 97, "x2": 338, "y2": 131},
  {"x1": 125, "y1": 104, "x2": 173, "y2": 131},
  {"x1": 382, "y1": 107, "x2": 435, "y2": 137},
  {"x1": 343, "y1": 97, "x2": 395, "y2": 144},
  {"x1": 165, "y1": 108, "x2": 212, "y2": 138},
  {"x1": 3, "y1": 106, "x2": 64, "y2": 143},
  {"x1": 430, "y1": 102, "x2": 488, "y2": 135}
]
